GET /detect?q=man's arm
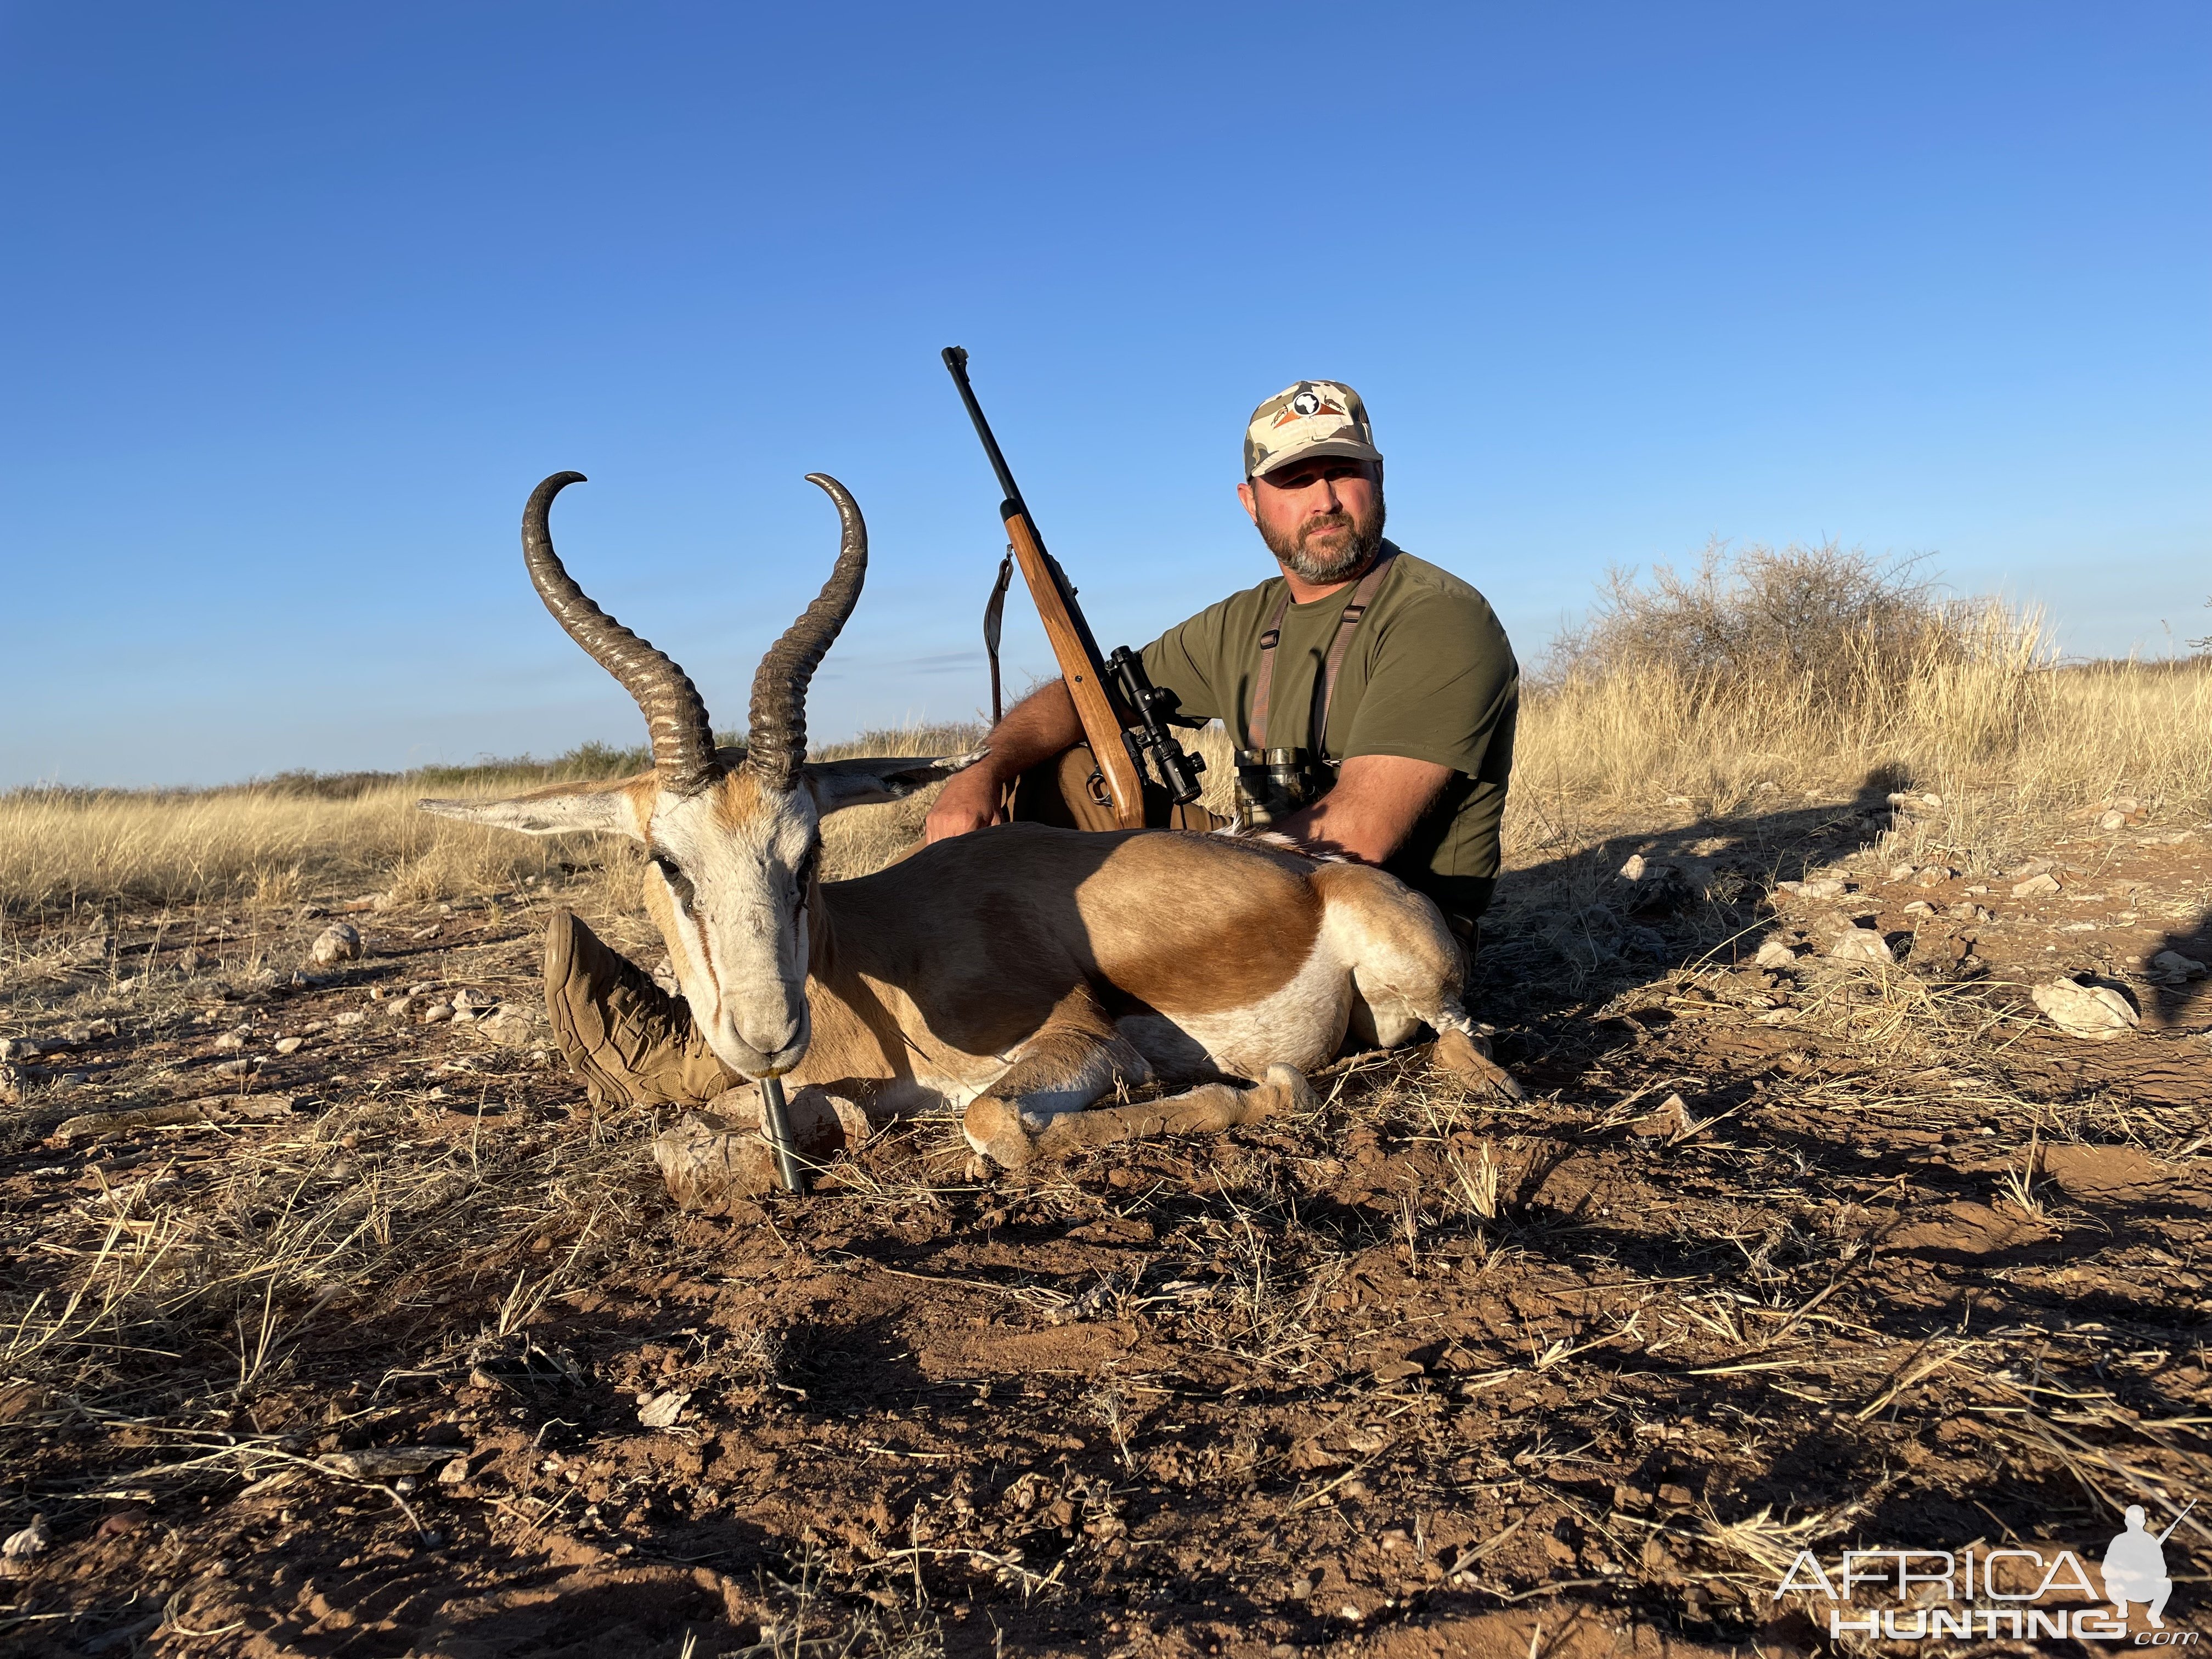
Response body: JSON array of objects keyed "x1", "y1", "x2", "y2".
[
  {"x1": 924, "y1": 678, "x2": 1084, "y2": 841},
  {"x1": 1272, "y1": 753, "x2": 1452, "y2": 865}
]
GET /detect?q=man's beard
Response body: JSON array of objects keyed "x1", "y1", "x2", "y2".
[{"x1": 1260, "y1": 488, "x2": 1386, "y2": 583}]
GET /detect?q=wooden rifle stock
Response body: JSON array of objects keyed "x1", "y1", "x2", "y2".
[
  {"x1": 943, "y1": 347, "x2": 1147, "y2": 828},
  {"x1": 1000, "y1": 509, "x2": 1147, "y2": 827}
]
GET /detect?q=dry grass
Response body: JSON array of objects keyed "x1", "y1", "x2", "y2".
[
  {"x1": 1518, "y1": 602, "x2": 2211, "y2": 825},
  {"x1": 0, "y1": 725, "x2": 983, "y2": 918}
]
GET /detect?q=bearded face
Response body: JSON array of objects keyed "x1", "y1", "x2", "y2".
[{"x1": 1254, "y1": 477, "x2": 1386, "y2": 584}]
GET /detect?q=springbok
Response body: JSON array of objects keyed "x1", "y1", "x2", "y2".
[{"x1": 422, "y1": 472, "x2": 1510, "y2": 1172}]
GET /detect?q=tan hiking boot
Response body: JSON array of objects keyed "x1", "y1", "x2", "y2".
[{"x1": 543, "y1": 908, "x2": 733, "y2": 1111}]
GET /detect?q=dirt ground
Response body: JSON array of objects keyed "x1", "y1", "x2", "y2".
[{"x1": 2, "y1": 786, "x2": 2208, "y2": 1658}]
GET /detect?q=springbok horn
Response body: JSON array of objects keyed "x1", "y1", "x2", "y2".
[
  {"x1": 521, "y1": 472, "x2": 721, "y2": 797},
  {"x1": 745, "y1": 473, "x2": 867, "y2": 792}
]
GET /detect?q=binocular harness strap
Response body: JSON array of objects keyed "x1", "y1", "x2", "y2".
[{"x1": 1249, "y1": 552, "x2": 1396, "y2": 753}]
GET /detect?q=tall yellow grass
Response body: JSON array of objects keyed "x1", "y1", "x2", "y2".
[
  {"x1": 0, "y1": 729, "x2": 972, "y2": 915},
  {"x1": 3, "y1": 619, "x2": 2205, "y2": 916},
  {"x1": 1516, "y1": 605, "x2": 2210, "y2": 820}
]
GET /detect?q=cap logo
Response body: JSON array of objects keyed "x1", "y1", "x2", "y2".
[{"x1": 1274, "y1": 388, "x2": 1345, "y2": 427}]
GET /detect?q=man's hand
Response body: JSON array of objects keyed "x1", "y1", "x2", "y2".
[
  {"x1": 925, "y1": 764, "x2": 1005, "y2": 842},
  {"x1": 1272, "y1": 754, "x2": 1451, "y2": 865},
  {"x1": 924, "y1": 678, "x2": 1086, "y2": 844}
]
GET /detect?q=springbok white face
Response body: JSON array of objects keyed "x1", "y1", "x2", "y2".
[{"x1": 421, "y1": 470, "x2": 978, "y2": 1080}]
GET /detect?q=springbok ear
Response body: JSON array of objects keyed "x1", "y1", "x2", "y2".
[
  {"x1": 803, "y1": 749, "x2": 989, "y2": 816},
  {"x1": 417, "y1": 777, "x2": 650, "y2": 840}
]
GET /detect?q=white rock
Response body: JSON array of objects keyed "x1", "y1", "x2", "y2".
[
  {"x1": 473, "y1": 1007, "x2": 538, "y2": 1049},
  {"x1": 1829, "y1": 928, "x2": 1895, "y2": 964},
  {"x1": 637, "y1": 1390, "x2": 690, "y2": 1430},
  {"x1": 2012, "y1": 873, "x2": 2063, "y2": 898},
  {"x1": 332, "y1": 1010, "x2": 366, "y2": 1027},
  {"x1": 1915, "y1": 866, "x2": 1959, "y2": 887},
  {"x1": 311, "y1": 923, "x2": 363, "y2": 965},
  {"x1": 2030, "y1": 979, "x2": 2139, "y2": 1041},
  {"x1": 1754, "y1": 939, "x2": 1803, "y2": 970},
  {"x1": 274, "y1": 1036, "x2": 305, "y2": 1056},
  {"x1": 385, "y1": 996, "x2": 415, "y2": 1021},
  {"x1": 2098, "y1": 810, "x2": 2129, "y2": 832},
  {"x1": 452, "y1": 989, "x2": 496, "y2": 1020},
  {"x1": 2, "y1": 1513, "x2": 50, "y2": 1560},
  {"x1": 420, "y1": 1004, "x2": 453, "y2": 1025},
  {"x1": 212, "y1": 1029, "x2": 249, "y2": 1052},
  {"x1": 1618, "y1": 854, "x2": 1648, "y2": 882},
  {"x1": 2148, "y1": 950, "x2": 2208, "y2": 983},
  {"x1": 1903, "y1": 900, "x2": 1935, "y2": 915},
  {"x1": 1887, "y1": 864, "x2": 1917, "y2": 883},
  {"x1": 1801, "y1": 878, "x2": 1849, "y2": 900}
]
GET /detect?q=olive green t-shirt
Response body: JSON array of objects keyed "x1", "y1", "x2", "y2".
[{"x1": 1140, "y1": 543, "x2": 1519, "y2": 923}]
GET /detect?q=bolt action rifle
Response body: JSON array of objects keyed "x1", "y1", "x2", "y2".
[{"x1": 941, "y1": 346, "x2": 1205, "y2": 826}]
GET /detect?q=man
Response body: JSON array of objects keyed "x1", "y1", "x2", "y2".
[
  {"x1": 2102, "y1": 1505, "x2": 2176, "y2": 1627},
  {"x1": 540, "y1": 379, "x2": 1517, "y2": 1110},
  {"x1": 927, "y1": 378, "x2": 1519, "y2": 946}
]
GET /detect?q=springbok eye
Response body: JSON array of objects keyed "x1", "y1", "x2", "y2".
[{"x1": 650, "y1": 851, "x2": 696, "y2": 910}]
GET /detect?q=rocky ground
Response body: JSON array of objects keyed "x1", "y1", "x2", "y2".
[{"x1": 1, "y1": 788, "x2": 2208, "y2": 1658}]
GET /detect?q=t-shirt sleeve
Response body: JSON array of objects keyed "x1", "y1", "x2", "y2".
[
  {"x1": 1341, "y1": 586, "x2": 1517, "y2": 777},
  {"x1": 1138, "y1": 601, "x2": 1229, "y2": 726}
]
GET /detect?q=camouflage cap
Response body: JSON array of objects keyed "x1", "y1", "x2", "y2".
[{"x1": 1244, "y1": 380, "x2": 1381, "y2": 479}]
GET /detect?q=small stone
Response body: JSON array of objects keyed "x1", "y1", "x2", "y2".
[
  {"x1": 273, "y1": 1036, "x2": 305, "y2": 1056},
  {"x1": 637, "y1": 1390, "x2": 690, "y2": 1430},
  {"x1": 439, "y1": 1457, "x2": 471, "y2": 1486},
  {"x1": 409, "y1": 980, "x2": 438, "y2": 996},
  {"x1": 1915, "y1": 866, "x2": 1958, "y2": 887},
  {"x1": 1800, "y1": 878, "x2": 1849, "y2": 900},
  {"x1": 1886, "y1": 864, "x2": 1916, "y2": 883},
  {"x1": 2031, "y1": 978, "x2": 2140, "y2": 1042},
  {"x1": 2148, "y1": 950, "x2": 2208, "y2": 984},
  {"x1": 1903, "y1": 900, "x2": 1934, "y2": 915},
  {"x1": 1618, "y1": 853, "x2": 1648, "y2": 882},
  {"x1": 474, "y1": 1008, "x2": 537, "y2": 1049},
  {"x1": 2012, "y1": 873, "x2": 2063, "y2": 898},
  {"x1": 420, "y1": 1004, "x2": 453, "y2": 1025},
  {"x1": 1753, "y1": 939, "x2": 1802, "y2": 970},
  {"x1": 332, "y1": 1010, "x2": 366, "y2": 1028},
  {"x1": 310, "y1": 923, "x2": 363, "y2": 966},
  {"x1": 452, "y1": 989, "x2": 496, "y2": 1020},
  {"x1": 215, "y1": 1058, "x2": 252, "y2": 1076},
  {"x1": 212, "y1": 1029, "x2": 249, "y2": 1052},
  {"x1": 2, "y1": 1513, "x2": 50, "y2": 1565},
  {"x1": 386, "y1": 996, "x2": 415, "y2": 1020},
  {"x1": 1829, "y1": 927, "x2": 1895, "y2": 964},
  {"x1": 2098, "y1": 810, "x2": 2129, "y2": 831}
]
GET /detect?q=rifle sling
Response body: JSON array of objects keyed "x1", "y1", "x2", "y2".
[{"x1": 1249, "y1": 552, "x2": 1395, "y2": 754}]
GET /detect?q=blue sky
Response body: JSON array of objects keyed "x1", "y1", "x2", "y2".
[{"x1": 3, "y1": 2, "x2": 2205, "y2": 787}]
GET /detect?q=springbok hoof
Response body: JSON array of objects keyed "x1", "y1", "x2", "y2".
[{"x1": 1431, "y1": 1029, "x2": 1524, "y2": 1102}]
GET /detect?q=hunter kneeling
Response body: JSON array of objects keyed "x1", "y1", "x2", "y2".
[{"x1": 930, "y1": 377, "x2": 1519, "y2": 962}]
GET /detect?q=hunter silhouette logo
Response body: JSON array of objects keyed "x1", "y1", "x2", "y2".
[
  {"x1": 1774, "y1": 1499, "x2": 2197, "y2": 1643},
  {"x1": 2106, "y1": 1503, "x2": 2191, "y2": 1628}
]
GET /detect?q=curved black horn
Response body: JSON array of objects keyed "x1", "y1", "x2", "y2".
[
  {"x1": 745, "y1": 473, "x2": 867, "y2": 792},
  {"x1": 521, "y1": 472, "x2": 721, "y2": 796}
]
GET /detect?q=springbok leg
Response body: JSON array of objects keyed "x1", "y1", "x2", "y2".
[{"x1": 961, "y1": 986, "x2": 1313, "y2": 1169}]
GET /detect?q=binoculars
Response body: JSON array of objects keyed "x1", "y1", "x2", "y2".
[{"x1": 1233, "y1": 747, "x2": 1335, "y2": 827}]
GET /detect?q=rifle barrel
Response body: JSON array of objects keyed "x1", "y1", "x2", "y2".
[{"x1": 942, "y1": 347, "x2": 1028, "y2": 520}]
